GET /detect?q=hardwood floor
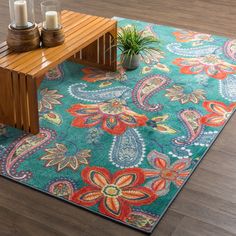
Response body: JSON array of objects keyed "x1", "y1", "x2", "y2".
[{"x1": 0, "y1": 0, "x2": 236, "y2": 235}]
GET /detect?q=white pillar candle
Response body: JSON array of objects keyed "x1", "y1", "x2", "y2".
[
  {"x1": 14, "y1": 0, "x2": 28, "y2": 27},
  {"x1": 45, "y1": 11, "x2": 59, "y2": 30}
]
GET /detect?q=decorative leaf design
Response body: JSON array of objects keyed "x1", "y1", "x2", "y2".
[
  {"x1": 43, "y1": 112, "x2": 62, "y2": 125},
  {"x1": 152, "y1": 115, "x2": 169, "y2": 123},
  {"x1": 155, "y1": 124, "x2": 176, "y2": 134},
  {"x1": 155, "y1": 63, "x2": 170, "y2": 72},
  {"x1": 149, "y1": 115, "x2": 176, "y2": 134}
]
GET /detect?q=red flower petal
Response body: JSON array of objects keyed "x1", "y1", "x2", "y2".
[
  {"x1": 143, "y1": 169, "x2": 160, "y2": 178},
  {"x1": 200, "y1": 100, "x2": 236, "y2": 127},
  {"x1": 173, "y1": 58, "x2": 185, "y2": 66},
  {"x1": 68, "y1": 104, "x2": 102, "y2": 128},
  {"x1": 229, "y1": 103, "x2": 236, "y2": 111},
  {"x1": 200, "y1": 113, "x2": 226, "y2": 127},
  {"x1": 175, "y1": 178, "x2": 184, "y2": 186},
  {"x1": 104, "y1": 197, "x2": 122, "y2": 216},
  {"x1": 112, "y1": 168, "x2": 145, "y2": 188},
  {"x1": 154, "y1": 157, "x2": 167, "y2": 169},
  {"x1": 101, "y1": 116, "x2": 127, "y2": 135},
  {"x1": 205, "y1": 65, "x2": 227, "y2": 80},
  {"x1": 122, "y1": 186, "x2": 157, "y2": 206},
  {"x1": 151, "y1": 178, "x2": 166, "y2": 192},
  {"x1": 71, "y1": 116, "x2": 102, "y2": 128},
  {"x1": 178, "y1": 170, "x2": 191, "y2": 177},
  {"x1": 172, "y1": 159, "x2": 191, "y2": 172},
  {"x1": 68, "y1": 104, "x2": 99, "y2": 116},
  {"x1": 71, "y1": 186, "x2": 103, "y2": 207},
  {"x1": 180, "y1": 65, "x2": 204, "y2": 75},
  {"x1": 123, "y1": 108, "x2": 148, "y2": 127},
  {"x1": 202, "y1": 101, "x2": 228, "y2": 114},
  {"x1": 81, "y1": 166, "x2": 112, "y2": 188},
  {"x1": 99, "y1": 197, "x2": 131, "y2": 220}
]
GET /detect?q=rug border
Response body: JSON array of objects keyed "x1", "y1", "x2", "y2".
[
  {"x1": 1, "y1": 109, "x2": 235, "y2": 235},
  {"x1": 149, "y1": 108, "x2": 236, "y2": 234},
  {"x1": 1, "y1": 16, "x2": 236, "y2": 234}
]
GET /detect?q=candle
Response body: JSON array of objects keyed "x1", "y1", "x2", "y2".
[
  {"x1": 45, "y1": 11, "x2": 59, "y2": 30},
  {"x1": 14, "y1": 0, "x2": 28, "y2": 27}
]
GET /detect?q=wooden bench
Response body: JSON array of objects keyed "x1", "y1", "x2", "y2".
[{"x1": 0, "y1": 10, "x2": 117, "y2": 134}]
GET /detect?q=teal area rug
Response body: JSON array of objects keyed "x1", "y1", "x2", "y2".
[{"x1": 1, "y1": 17, "x2": 236, "y2": 233}]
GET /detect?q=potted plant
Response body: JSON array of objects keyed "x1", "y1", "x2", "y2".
[{"x1": 117, "y1": 25, "x2": 160, "y2": 70}]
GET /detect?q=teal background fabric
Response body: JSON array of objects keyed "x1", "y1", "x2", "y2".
[{"x1": 1, "y1": 17, "x2": 236, "y2": 233}]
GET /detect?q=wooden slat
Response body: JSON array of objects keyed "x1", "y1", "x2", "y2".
[
  {"x1": 0, "y1": 49, "x2": 12, "y2": 59},
  {"x1": 27, "y1": 75, "x2": 39, "y2": 134},
  {"x1": 31, "y1": 20, "x2": 115, "y2": 77},
  {"x1": 99, "y1": 36, "x2": 104, "y2": 65},
  {"x1": 13, "y1": 16, "x2": 102, "y2": 73},
  {"x1": 70, "y1": 59, "x2": 117, "y2": 71},
  {"x1": 36, "y1": 75, "x2": 45, "y2": 88},
  {"x1": 0, "y1": 10, "x2": 117, "y2": 134},
  {"x1": 105, "y1": 32, "x2": 111, "y2": 66},
  {"x1": 22, "y1": 18, "x2": 112, "y2": 76},
  {"x1": 72, "y1": 28, "x2": 117, "y2": 71},
  {"x1": 12, "y1": 71, "x2": 22, "y2": 128},
  {"x1": 0, "y1": 45, "x2": 8, "y2": 54},
  {"x1": 2, "y1": 13, "x2": 90, "y2": 70},
  {"x1": 110, "y1": 24, "x2": 117, "y2": 71},
  {"x1": 81, "y1": 40, "x2": 98, "y2": 63},
  {"x1": 0, "y1": 41, "x2": 7, "y2": 49},
  {"x1": 0, "y1": 10, "x2": 78, "y2": 67},
  {"x1": 0, "y1": 68, "x2": 14, "y2": 126},
  {"x1": 0, "y1": 11, "x2": 116, "y2": 77},
  {"x1": 19, "y1": 73, "x2": 29, "y2": 131}
]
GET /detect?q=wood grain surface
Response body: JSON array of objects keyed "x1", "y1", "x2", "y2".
[
  {"x1": 0, "y1": 10, "x2": 117, "y2": 134},
  {"x1": 0, "y1": 0, "x2": 236, "y2": 236}
]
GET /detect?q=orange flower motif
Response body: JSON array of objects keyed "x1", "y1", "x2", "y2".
[
  {"x1": 144, "y1": 150, "x2": 192, "y2": 196},
  {"x1": 200, "y1": 101, "x2": 236, "y2": 127},
  {"x1": 68, "y1": 99, "x2": 148, "y2": 135},
  {"x1": 173, "y1": 55, "x2": 236, "y2": 80},
  {"x1": 173, "y1": 30, "x2": 213, "y2": 45},
  {"x1": 71, "y1": 167, "x2": 157, "y2": 221}
]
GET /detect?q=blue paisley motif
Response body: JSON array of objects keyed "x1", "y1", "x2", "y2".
[
  {"x1": 219, "y1": 75, "x2": 236, "y2": 102},
  {"x1": 167, "y1": 43, "x2": 220, "y2": 57},
  {"x1": 109, "y1": 129, "x2": 145, "y2": 168},
  {"x1": 69, "y1": 83, "x2": 132, "y2": 103}
]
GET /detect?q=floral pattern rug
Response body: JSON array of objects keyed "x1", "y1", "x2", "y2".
[{"x1": 1, "y1": 17, "x2": 236, "y2": 233}]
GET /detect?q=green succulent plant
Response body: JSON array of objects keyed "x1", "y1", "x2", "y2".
[{"x1": 117, "y1": 25, "x2": 160, "y2": 59}]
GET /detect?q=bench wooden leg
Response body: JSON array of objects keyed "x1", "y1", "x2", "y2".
[
  {"x1": 0, "y1": 68, "x2": 15, "y2": 127},
  {"x1": 69, "y1": 24, "x2": 117, "y2": 72},
  {"x1": 0, "y1": 69, "x2": 39, "y2": 134}
]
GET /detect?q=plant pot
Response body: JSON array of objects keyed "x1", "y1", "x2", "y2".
[{"x1": 121, "y1": 53, "x2": 140, "y2": 70}]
